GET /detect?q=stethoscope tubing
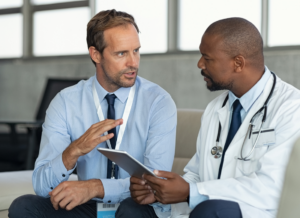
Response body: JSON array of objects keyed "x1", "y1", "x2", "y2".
[{"x1": 213, "y1": 72, "x2": 276, "y2": 161}]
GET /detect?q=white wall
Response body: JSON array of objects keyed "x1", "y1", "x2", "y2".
[{"x1": 0, "y1": 49, "x2": 300, "y2": 121}]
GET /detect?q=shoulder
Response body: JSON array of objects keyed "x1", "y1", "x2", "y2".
[
  {"x1": 135, "y1": 76, "x2": 174, "y2": 103},
  {"x1": 55, "y1": 76, "x2": 94, "y2": 105},
  {"x1": 134, "y1": 76, "x2": 176, "y2": 115},
  {"x1": 275, "y1": 76, "x2": 300, "y2": 100},
  {"x1": 136, "y1": 76, "x2": 171, "y2": 97},
  {"x1": 270, "y1": 75, "x2": 300, "y2": 115}
]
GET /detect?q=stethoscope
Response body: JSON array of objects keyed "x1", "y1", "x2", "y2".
[{"x1": 211, "y1": 72, "x2": 276, "y2": 161}]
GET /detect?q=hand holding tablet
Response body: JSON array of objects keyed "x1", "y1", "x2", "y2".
[{"x1": 97, "y1": 148, "x2": 159, "y2": 179}]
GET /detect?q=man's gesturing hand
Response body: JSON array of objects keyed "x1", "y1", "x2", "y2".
[
  {"x1": 144, "y1": 170, "x2": 190, "y2": 204},
  {"x1": 130, "y1": 176, "x2": 156, "y2": 205},
  {"x1": 49, "y1": 180, "x2": 103, "y2": 211},
  {"x1": 63, "y1": 119, "x2": 123, "y2": 170}
]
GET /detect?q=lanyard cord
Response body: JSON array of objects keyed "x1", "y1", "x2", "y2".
[{"x1": 92, "y1": 79, "x2": 136, "y2": 150}]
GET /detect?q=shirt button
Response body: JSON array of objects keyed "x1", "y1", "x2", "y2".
[
  {"x1": 50, "y1": 187, "x2": 53, "y2": 190},
  {"x1": 62, "y1": 174, "x2": 65, "y2": 177},
  {"x1": 108, "y1": 200, "x2": 111, "y2": 203}
]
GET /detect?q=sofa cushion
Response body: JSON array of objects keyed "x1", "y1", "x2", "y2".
[
  {"x1": 0, "y1": 210, "x2": 8, "y2": 218},
  {"x1": 0, "y1": 170, "x2": 78, "y2": 211},
  {"x1": 175, "y1": 109, "x2": 203, "y2": 159},
  {"x1": 0, "y1": 171, "x2": 35, "y2": 211},
  {"x1": 171, "y1": 157, "x2": 191, "y2": 176}
]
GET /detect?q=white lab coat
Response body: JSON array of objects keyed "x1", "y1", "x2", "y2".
[{"x1": 170, "y1": 74, "x2": 300, "y2": 218}]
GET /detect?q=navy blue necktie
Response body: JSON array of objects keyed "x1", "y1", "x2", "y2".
[
  {"x1": 105, "y1": 94, "x2": 119, "y2": 179},
  {"x1": 218, "y1": 100, "x2": 243, "y2": 179}
]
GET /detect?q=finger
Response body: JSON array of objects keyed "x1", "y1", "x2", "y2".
[
  {"x1": 153, "y1": 170, "x2": 176, "y2": 179},
  {"x1": 65, "y1": 200, "x2": 78, "y2": 211},
  {"x1": 88, "y1": 119, "x2": 121, "y2": 138},
  {"x1": 93, "y1": 119, "x2": 123, "y2": 128},
  {"x1": 95, "y1": 119, "x2": 123, "y2": 133},
  {"x1": 144, "y1": 174, "x2": 165, "y2": 186},
  {"x1": 51, "y1": 184, "x2": 64, "y2": 197},
  {"x1": 130, "y1": 184, "x2": 150, "y2": 192},
  {"x1": 95, "y1": 133, "x2": 114, "y2": 144},
  {"x1": 59, "y1": 195, "x2": 73, "y2": 209},
  {"x1": 144, "y1": 180, "x2": 161, "y2": 193},
  {"x1": 52, "y1": 189, "x2": 68, "y2": 210},
  {"x1": 154, "y1": 194, "x2": 163, "y2": 203},
  {"x1": 135, "y1": 194, "x2": 153, "y2": 204},
  {"x1": 130, "y1": 176, "x2": 146, "y2": 185},
  {"x1": 131, "y1": 190, "x2": 152, "y2": 198}
]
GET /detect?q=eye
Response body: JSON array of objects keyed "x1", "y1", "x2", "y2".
[
  {"x1": 134, "y1": 48, "x2": 140, "y2": 53},
  {"x1": 118, "y1": 52, "x2": 124, "y2": 56}
]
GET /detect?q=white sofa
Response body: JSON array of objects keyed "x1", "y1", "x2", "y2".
[{"x1": 0, "y1": 109, "x2": 203, "y2": 218}]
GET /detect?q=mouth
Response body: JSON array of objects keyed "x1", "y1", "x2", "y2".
[
  {"x1": 201, "y1": 70, "x2": 211, "y2": 82},
  {"x1": 123, "y1": 71, "x2": 136, "y2": 78}
]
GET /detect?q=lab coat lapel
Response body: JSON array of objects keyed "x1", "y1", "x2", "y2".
[
  {"x1": 220, "y1": 75, "x2": 275, "y2": 178},
  {"x1": 217, "y1": 103, "x2": 230, "y2": 147}
]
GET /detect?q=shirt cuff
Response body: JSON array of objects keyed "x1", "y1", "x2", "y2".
[
  {"x1": 51, "y1": 153, "x2": 76, "y2": 182},
  {"x1": 151, "y1": 202, "x2": 171, "y2": 217},
  {"x1": 189, "y1": 183, "x2": 209, "y2": 209},
  {"x1": 101, "y1": 178, "x2": 123, "y2": 203}
]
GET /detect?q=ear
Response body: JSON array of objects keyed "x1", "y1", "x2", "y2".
[
  {"x1": 234, "y1": 55, "x2": 245, "y2": 73},
  {"x1": 88, "y1": 46, "x2": 102, "y2": 64}
]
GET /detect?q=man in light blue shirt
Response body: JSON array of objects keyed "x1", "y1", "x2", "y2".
[
  {"x1": 127, "y1": 18, "x2": 300, "y2": 218},
  {"x1": 9, "y1": 9, "x2": 176, "y2": 218}
]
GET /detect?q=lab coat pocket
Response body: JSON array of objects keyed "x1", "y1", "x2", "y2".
[
  {"x1": 237, "y1": 129, "x2": 275, "y2": 176},
  {"x1": 251, "y1": 128, "x2": 275, "y2": 148}
]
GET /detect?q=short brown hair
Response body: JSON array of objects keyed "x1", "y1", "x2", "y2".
[{"x1": 87, "y1": 9, "x2": 140, "y2": 65}]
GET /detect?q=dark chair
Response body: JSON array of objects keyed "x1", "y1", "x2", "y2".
[{"x1": 0, "y1": 78, "x2": 84, "y2": 172}]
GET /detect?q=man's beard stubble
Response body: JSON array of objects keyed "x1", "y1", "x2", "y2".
[
  {"x1": 201, "y1": 70, "x2": 233, "y2": 91},
  {"x1": 101, "y1": 62, "x2": 138, "y2": 89}
]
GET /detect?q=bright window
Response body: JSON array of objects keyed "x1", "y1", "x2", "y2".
[
  {"x1": 0, "y1": 14, "x2": 22, "y2": 58},
  {"x1": 31, "y1": 0, "x2": 81, "y2": 5},
  {"x1": 268, "y1": 0, "x2": 300, "y2": 46},
  {"x1": 96, "y1": 0, "x2": 168, "y2": 54},
  {"x1": 179, "y1": 0, "x2": 261, "y2": 50},
  {"x1": 0, "y1": 0, "x2": 22, "y2": 9},
  {"x1": 33, "y1": 7, "x2": 90, "y2": 56}
]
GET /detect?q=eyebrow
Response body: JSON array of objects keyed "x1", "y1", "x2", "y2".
[{"x1": 114, "y1": 46, "x2": 141, "y2": 54}]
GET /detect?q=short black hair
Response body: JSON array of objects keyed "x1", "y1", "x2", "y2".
[{"x1": 205, "y1": 17, "x2": 264, "y2": 67}]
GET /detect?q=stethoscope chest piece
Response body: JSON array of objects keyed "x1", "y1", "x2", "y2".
[{"x1": 211, "y1": 145, "x2": 223, "y2": 159}]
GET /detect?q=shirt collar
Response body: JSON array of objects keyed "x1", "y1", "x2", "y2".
[
  {"x1": 94, "y1": 75, "x2": 131, "y2": 104},
  {"x1": 228, "y1": 66, "x2": 272, "y2": 112}
]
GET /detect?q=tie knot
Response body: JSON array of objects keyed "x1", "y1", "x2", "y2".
[
  {"x1": 232, "y1": 100, "x2": 242, "y2": 114},
  {"x1": 105, "y1": 94, "x2": 116, "y2": 105}
]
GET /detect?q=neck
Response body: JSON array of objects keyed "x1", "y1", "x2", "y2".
[
  {"x1": 231, "y1": 68, "x2": 265, "y2": 98},
  {"x1": 96, "y1": 68, "x2": 120, "y2": 93}
]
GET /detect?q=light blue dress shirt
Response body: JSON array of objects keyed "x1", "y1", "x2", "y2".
[
  {"x1": 188, "y1": 66, "x2": 272, "y2": 209},
  {"x1": 32, "y1": 75, "x2": 177, "y2": 207}
]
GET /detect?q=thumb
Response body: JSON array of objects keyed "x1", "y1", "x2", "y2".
[{"x1": 154, "y1": 170, "x2": 175, "y2": 179}]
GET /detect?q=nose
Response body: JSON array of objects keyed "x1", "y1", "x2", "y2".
[
  {"x1": 197, "y1": 56, "x2": 205, "y2": 69},
  {"x1": 127, "y1": 53, "x2": 139, "y2": 69}
]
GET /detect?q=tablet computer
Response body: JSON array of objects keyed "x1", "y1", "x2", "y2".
[{"x1": 97, "y1": 148, "x2": 158, "y2": 179}]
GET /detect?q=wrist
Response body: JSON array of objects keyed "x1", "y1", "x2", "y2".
[
  {"x1": 90, "y1": 179, "x2": 105, "y2": 199},
  {"x1": 62, "y1": 143, "x2": 80, "y2": 170}
]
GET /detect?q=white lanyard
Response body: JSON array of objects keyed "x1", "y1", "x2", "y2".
[{"x1": 92, "y1": 79, "x2": 135, "y2": 150}]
